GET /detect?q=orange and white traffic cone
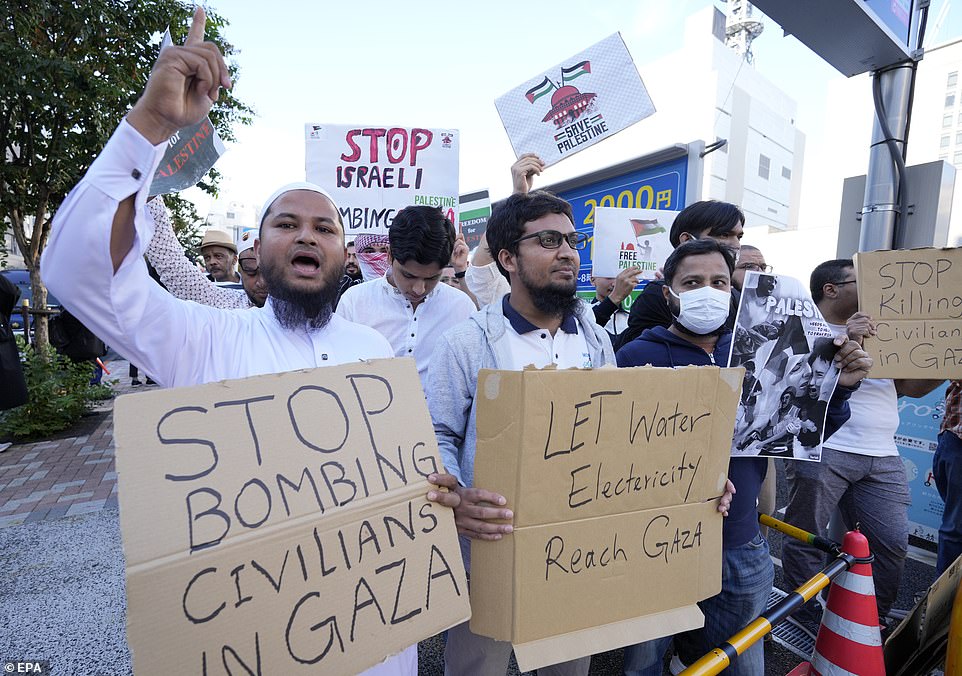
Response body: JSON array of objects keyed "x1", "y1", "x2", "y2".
[{"x1": 809, "y1": 529, "x2": 885, "y2": 675}]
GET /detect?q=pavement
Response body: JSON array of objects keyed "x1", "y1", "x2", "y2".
[{"x1": 0, "y1": 358, "x2": 942, "y2": 674}]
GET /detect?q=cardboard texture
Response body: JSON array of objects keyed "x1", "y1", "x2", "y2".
[
  {"x1": 884, "y1": 553, "x2": 962, "y2": 674},
  {"x1": 856, "y1": 247, "x2": 962, "y2": 379},
  {"x1": 113, "y1": 359, "x2": 469, "y2": 675},
  {"x1": 470, "y1": 366, "x2": 742, "y2": 670}
]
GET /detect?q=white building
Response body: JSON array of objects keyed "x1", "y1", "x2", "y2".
[{"x1": 202, "y1": 198, "x2": 260, "y2": 246}]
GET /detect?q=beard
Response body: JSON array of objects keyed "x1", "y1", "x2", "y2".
[
  {"x1": 260, "y1": 257, "x2": 343, "y2": 331},
  {"x1": 517, "y1": 259, "x2": 580, "y2": 318}
]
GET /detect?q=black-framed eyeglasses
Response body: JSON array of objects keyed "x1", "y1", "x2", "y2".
[
  {"x1": 239, "y1": 258, "x2": 258, "y2": 274},
  {"x1": 832, "y1": 280, "x2": 857, "y2": 287},
  {"x1": 736, "y1": 263, "x2": 773, "y2": 273},
  {"x1": 514, "y1": 230, "x2": 588, "y2": 250}
]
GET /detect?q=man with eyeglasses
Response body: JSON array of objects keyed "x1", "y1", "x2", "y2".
[
  {"x1": 426, "y1": 190, "x2": 617, "y2": 676},
  {"x1": 781, "y1": 258, "x2": 944, "y2": 640},
  {"x1": 144, "y1": 198, "x2": 266, "y2": 309},
  {"x1": 731, "y1": 244, "x2": 771, "y2": 291}
]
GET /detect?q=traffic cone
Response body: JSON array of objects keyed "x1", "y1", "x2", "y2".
[{"x1": 809, "y1": 529, "x2": 885, "y2": 675}]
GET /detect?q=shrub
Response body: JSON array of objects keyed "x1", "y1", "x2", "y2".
[{"x1": 0, "y1": 339, "x2": 107, "y2": 440}]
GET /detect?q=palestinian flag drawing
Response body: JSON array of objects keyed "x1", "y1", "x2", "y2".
[
  {"x1": 630, "y1": 218, "x2": 666, "y2": 237},
  {"x1": 525, "y1": 76, "x2": 556, "y2": 103},
  {"x1": 561, "y1": 60, "x2": 591, "y2": 83}
]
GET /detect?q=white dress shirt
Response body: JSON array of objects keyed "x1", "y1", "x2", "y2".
[
  {"x1": 41, "y1": 120, "x2": 415, "y2": 675},
  {"x1": 464, "y1": 259, "x2": 510, "y2": 307},
  {"x1": 336, "y1": 275, "x2": 475, "y2": 385}
]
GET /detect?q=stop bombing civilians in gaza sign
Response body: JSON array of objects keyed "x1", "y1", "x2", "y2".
[
  {"x1": 495, "y1": 32, "x2": 655, "y2": 168},
  {"x1": 305, "y1": 124, "x2": 460, "y2": 236},
  {"x1": 113, "y1": 359, "x2": 469, "y2": 675}
]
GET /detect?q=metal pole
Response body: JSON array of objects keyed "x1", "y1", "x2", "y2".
[{"x1": 860, "y1": 62, "x2": 914, "y2": 252}]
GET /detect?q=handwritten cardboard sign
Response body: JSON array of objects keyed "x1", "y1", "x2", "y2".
[
  {"x1": 470, "y1": 366, "x2": 741, "y2": 671},
  {"x1": 113, "y1": 359, "x2": 469, "y2": 675},
  {"x1": 592, "y1": 207, "x2": 678, "y2": 279},
  {"x1": 856, "y1": 247, "x2": 962, "y2": 379},
  {"x1": 305, "y1": 123, "x2": 460, "y2": 236},
  {"x1": 495, "y1": 33, "x2": 655, "y2": 167}
]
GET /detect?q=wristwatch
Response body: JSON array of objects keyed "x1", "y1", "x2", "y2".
[{"x1": 454, "y1": 270, "x2": 466, "y2": 279}]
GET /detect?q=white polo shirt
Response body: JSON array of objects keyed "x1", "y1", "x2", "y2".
[
  {"x1": 500, "y1": 295, "x2": 594, "y2": 370},
  {"x1": 336, "y1": 275, "x2": 476, "y2": 385}
]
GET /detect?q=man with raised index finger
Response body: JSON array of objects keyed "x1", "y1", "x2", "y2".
[{"x1": 41, "y1": 9, "x2": 458, "y2": 675}]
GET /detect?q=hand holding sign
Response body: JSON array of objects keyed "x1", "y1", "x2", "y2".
[
  {"x1": 845, "y1": 311, "x2": 877, "y2": 343},
  {"x1": 128, "y1": 7, "x2": 231, "y2": 144},
  {"x1": 453, "y1": 486, "x2": 513, "y2": 541},
  {"x1": 833, "y1": 335, "x2": 873, "y2": 387},
  {"x1": 511, "y1": 153, "x2": 545, "y2": 195}
]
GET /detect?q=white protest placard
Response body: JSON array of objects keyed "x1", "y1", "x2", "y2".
[
  {"x1": 495, "y1": 33, "x2": 655, "y2": 167},
  {"x1": 114, "y1": 359, "x2": 469, "y2": 675},
  {"x1": 305, "y1": 124, "x2": 460, "y2": 236},
  {"x1": 728, "y1": 272, "x2": 841, "y2": 462},
  {"x1": 592, "y1": 207, "x2": 678, "y2": 279}
]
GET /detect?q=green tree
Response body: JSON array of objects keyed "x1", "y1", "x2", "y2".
[{"x1": 0, "y1": 1, "x2": 253, "y2": 350}]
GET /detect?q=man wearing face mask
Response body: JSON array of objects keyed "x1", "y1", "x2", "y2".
[
  {"x1": 354, "y1": 233, "x2": 392, "y2": 280},
  {"x1": 616, "y1": 239, "x2": 873, "y2": 676},
  {"x1": 614, "y1": 200, "x2": 745, "y2": 351}
]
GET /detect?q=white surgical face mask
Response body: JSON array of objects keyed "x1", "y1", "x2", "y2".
[{"x1": 669, "y1": 285, "x2": 730, "y2": 334}]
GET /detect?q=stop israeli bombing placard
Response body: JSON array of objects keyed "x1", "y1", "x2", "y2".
[
  {"x1": 495, "y1": 33, "x2": 655, "y2": 167},
  {"x1": 113, "y1": 359, "x2": 469, "y2": 675},
  {"x1": 305, "y1": 123, "x2": 460, "y2": 236},
  {"x1": 856, "y1": 247, "x2": 962, "y2": 378}
]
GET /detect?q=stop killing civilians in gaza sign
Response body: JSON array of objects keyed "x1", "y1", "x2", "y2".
[
  {"x1": 305, "y1": 124, "x2": 460, "y2": 236},
  {"x1": 495, "y1": 33, "x2": 655, "y2": 168}
]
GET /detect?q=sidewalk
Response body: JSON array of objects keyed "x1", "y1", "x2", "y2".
[{"x1": 0, "y1": 358, "x2": 146, "y2": 529}]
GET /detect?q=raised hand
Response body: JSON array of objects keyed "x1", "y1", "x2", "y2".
[
  {"x1": 451, "y1": 232, "x2": 469, "y2": 273},
  {"x1": 127, "y1": 7, "x2": 232, "y2": 144},
  {"x1": 511, "y1": 153, "x2": 545, "y2": 195}
]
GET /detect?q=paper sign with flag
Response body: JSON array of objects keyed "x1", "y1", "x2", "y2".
[
  {"x1": 592, "y1": 207, "x2": 677, "y2": 279},
  {"x1": 495, "y1": 33, "x2": 654, "y2": 167},
  {"x1": 459, "y1": 190, "x2": 491, "y2": 251},
  {"x1": 148, "y1": 29, "x2": 226, "y2": 197}
]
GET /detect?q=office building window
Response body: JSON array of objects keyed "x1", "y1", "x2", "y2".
[
  {"x1": 949, "y1": 72, "x2": 959, "y2": 88},
  {"x1": 945, "y1": 114, "x2": 954, "y2": 128},
  {"x1": 942, "y1": 135, "x2": 951, "y2": 148},
  {"x1": 957, "y1": 131, "x2": 962, "y2": 145},
  {"x1": 954, "y1": 151, "x2": 962, "y2": 165},
  {"x1": 758, "y1": 154, "x2": 770, "y2": 180},
  {"x1": 781, "y1": 166, "x2": 792, "y2": 179},
  {"x1": 948, "y1": 94, "x2": 957, "y2": 109}
]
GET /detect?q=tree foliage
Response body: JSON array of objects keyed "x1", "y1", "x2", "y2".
[{"x1": 0, "y1": 1, "x2": 253, "y2": 346}]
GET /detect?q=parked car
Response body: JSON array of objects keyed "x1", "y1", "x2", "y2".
[{"x1": 0, "y1": 268, "x2": 60, "y2": 334}]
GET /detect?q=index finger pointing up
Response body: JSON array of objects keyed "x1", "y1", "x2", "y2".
[{"x1": 185, "y1": 6, "x2": 207, "y2": 45}]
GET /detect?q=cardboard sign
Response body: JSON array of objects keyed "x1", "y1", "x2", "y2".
[
  {"x1": 148, "y1": 29, "x2": 225, "y2": 197},
  {"x1": 729, "y1": 272, "x2": 841, "y2": 462},
  {"x1": 495, "y1": 33, "x2": 655, "y2": 167},
  {"x1": 113, "y1": 359, "x2": 469, "y2": 675},
  {"x1": 592, "y1": 207, "x2": 678, "y2": 279},
  {"x1": 305, "y1": 123, "x2": 460, "y2": 236},
  {"x1": 856, "y1": 247, "x2": 962, "y2": 378},
  {"x1": 470, "y1": 366, "x2": 741, "y2": 670}
]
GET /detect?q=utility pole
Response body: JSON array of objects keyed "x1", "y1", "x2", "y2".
[{"x1": 859, "y1": 62, "x2": 915, "y2": 252}]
